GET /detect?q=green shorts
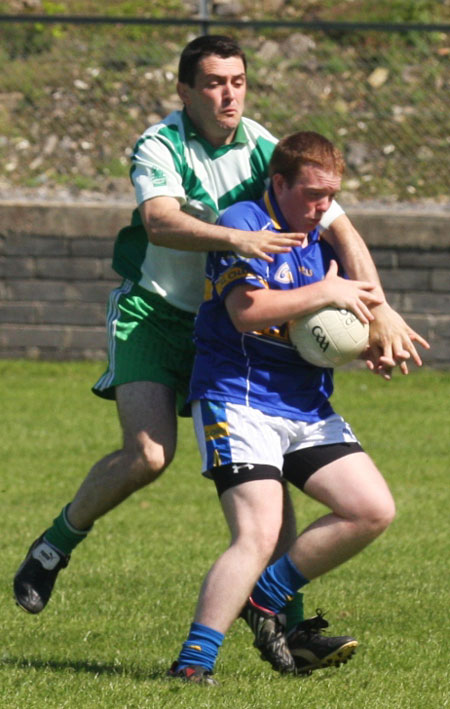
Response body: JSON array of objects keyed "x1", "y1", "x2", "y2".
[{"x1": 93, "y1": 280, "x2": 196, "y2": 415}]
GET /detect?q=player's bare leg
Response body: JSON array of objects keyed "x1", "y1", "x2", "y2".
[
  {"x1": 289, "y1": 452, "x2": 395, "y2": 579},
  {"x1": 68, "y1": 381, "x2": 177, "y2": 528},
  {"x1": 270, "y1": 482, "x2": 297, "y2": 562},
  {"x1": 244, "y1": 453, "x2": 394, "y2": 674},
  {"x1": 193, "y1": 479, "x2": 284, "y2": 633},
  {"x1": 176, "y1": 478, "x2": 297, "y2": 674},
  {"x1": 268, "y1": 482, "x2": 305, "y2": 630},
  {"x1": 14, "y1": 381, "x2": 177, "y2": 613}
]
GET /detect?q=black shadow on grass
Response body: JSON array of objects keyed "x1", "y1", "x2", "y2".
[{"x1": 0, "y1": 657, "x2": 167, "y2": 681}]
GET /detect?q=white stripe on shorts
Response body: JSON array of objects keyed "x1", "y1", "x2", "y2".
[
  {"x1": 192, "y1": 399, "x2": 360, "y2": 474},
  {"x1": 94, "y1": 279, "x2": 134, "y2": 391}
]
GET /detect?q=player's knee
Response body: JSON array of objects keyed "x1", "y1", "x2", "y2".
[
  {"x1": 242, "y1": 524, "x2": 281, "y2": 565},
  {"x1": 126, "y1": 439, "x2": 174, "y2": 488},
  {"x1": 358, "y1": 494, "x2": 396, "y2": 539},
  {"x1": 139, "y1": 443, "x2": 174, "y2": 482}
]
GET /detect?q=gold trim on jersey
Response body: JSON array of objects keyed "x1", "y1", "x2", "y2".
[
  {"x1": 252, "y1": 323, "x2": 291, "y2": 342},
  {"x1": 263, "y1": 190, "x2": 282, "y2": 230},
  {"x1": 203, "y1": 277, "x2": 213, "y2": 301},
  {"x1": 215, "y1": 266, "x2": 269, "y2": 296}
]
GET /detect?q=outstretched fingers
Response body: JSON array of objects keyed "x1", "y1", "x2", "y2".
[
  {"x1": 369, "y1": 304, "x2": 431, "y2": 373},
  {"x1": 398, "y1": 327, "x2": 430, "y2": 367},
  {"x1": 234, "y1": 230, "x2": 306, "y2": 262}
]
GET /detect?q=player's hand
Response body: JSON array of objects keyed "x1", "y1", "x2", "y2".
[
  {"x1": 364, "y1": 351, "x2": 396, "y2": 380},
  {"x1": 230, "y1": 229, "x2": 306, "y2": 262},
  {"x1": 323, "y1": 260, "x2": 383, "y2": 324},
  {"x1": 366, "y1": 302, "x2": 430, "y2": 376}
]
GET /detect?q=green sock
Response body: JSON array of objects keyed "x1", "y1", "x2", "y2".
[
  {"x1": 44, "y1": 504, "x2": 92, "y2": 556},
  {"x1": 283, "y1": 592, "x2": 304, "y2": 632}
]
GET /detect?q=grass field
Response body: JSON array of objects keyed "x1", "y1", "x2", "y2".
[{"x1": 1, "y1": 361, "x2": 449, "y2": 708}]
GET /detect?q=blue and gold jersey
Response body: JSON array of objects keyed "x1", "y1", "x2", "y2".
[{"x1": 189, "y1": 186, "x2": 342, "y2": 421}]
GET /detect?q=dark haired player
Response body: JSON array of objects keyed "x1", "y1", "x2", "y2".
[{"x1": 14, "y1": 38, "x2": 427, "y2": 673}]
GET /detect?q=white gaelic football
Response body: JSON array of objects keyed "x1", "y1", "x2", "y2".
[{"x1": 289, "y1": 307, "x2": 369, "y2": 368}]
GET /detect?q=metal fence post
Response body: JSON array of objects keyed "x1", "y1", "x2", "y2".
[{"x1": 199, "y1": 0, "x2": 210, "y2": 34}]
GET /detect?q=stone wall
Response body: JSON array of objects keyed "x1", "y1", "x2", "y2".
[{"x1": 0, "y1": 201, "x2": 449, "y2": 366}]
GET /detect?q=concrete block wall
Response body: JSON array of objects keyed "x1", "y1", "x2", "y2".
[
  {"x1": 349, "y1": 210, "x2": 450, "y2": 367},
  {"x1": 0, "y1": 202, "x2": 124, "y2": 360},
  {"x1": 0, "y1": 202, "x2": 449, "y2": 366}
]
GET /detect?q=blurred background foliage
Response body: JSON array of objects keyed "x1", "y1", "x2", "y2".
[{"x1": 0, "y1": 0, "x2": 449, "y2": 202}]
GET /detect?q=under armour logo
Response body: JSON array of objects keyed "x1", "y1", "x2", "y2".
[{"x1": 232, "y1": 463, "x2": 255, "y2": 474}]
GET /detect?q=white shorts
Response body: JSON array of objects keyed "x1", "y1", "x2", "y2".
[{"x1": 192, "y1": 399, "x2": 360, "y2": 475}]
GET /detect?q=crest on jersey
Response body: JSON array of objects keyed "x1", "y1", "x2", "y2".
[
  {"x1": 149, "y1": 166, "x2": 167, "y2": 186},
  {"x1": 274, "y1": 262, "x2": 294, "y2": 284}
]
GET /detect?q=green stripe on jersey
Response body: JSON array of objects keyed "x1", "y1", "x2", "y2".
[
  {"x1": 218, "y1": 136, "x2": 276, "y2": 211},
  {"x1": 113, "y1": 110, "x2": 278, "y2": 311}
]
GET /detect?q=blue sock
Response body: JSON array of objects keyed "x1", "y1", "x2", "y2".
[
  {"x1": 177, "y1": 622, "x2": 224, "y2": 673},
  {"x1": 252, "y1": 554, "x2": 309, "y2": 615}
]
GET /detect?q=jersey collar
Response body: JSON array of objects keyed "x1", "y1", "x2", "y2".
[{"x1": 262, "y1": 184, "x2": 290, "y2": 232}]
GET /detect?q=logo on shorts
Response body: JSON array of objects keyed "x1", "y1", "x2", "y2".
[{"x1": 232, "y1": 463, "x2": 255, "y2": 474}]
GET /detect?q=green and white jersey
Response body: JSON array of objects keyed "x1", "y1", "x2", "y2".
[
  {"x1": 112, "y1": 109, "x2": 344, "y2": 313},
  {"x1": 112, "y1": 110, "x2": 277, "y2": 313}
]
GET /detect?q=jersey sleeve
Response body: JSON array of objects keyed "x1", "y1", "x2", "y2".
[
  {"x1": 211, "y1": 255, "x2": 269, "y2": 303},
  {"x1": 210, "y1": 202, "x2": 271, "y2": 302},
  {"x1": 130, "y1": 134, "x2": 186, "y2": 207}
]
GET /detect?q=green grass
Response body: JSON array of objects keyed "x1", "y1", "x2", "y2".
[{"x1": 1, "y1": 361, "x2": 449, "y2": 708}]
